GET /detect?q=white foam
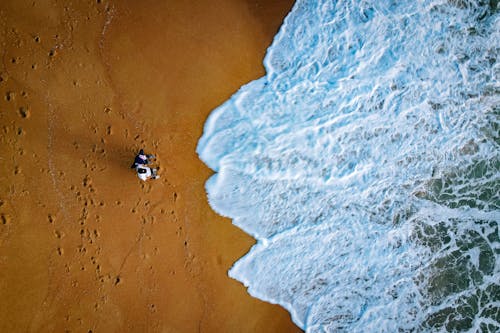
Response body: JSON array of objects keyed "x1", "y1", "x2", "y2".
[{"x1": 197, "y1": 0, "x2": 499, "y2": 331}]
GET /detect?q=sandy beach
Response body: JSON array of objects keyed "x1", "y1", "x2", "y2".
[{"x1": 0, "y1": 0, "x2": 301, "y2": 332}]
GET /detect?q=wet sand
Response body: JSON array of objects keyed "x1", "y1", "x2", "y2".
[{"x1": 0, "y1": 0, "x2": 301, "y2": 332}]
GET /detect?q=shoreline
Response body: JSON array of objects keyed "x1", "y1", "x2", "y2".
[{"x1": 0, "y1": 1, "x2": 301, "y2": 332}]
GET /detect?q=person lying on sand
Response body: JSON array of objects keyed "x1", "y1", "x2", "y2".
[{"x1": 131, "y1": 149, "x2": 160, "y2": 181}]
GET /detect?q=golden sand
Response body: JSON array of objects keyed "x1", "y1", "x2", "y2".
[{"x1": 0, "y1": 0, "x2": 301, "y2": 331}]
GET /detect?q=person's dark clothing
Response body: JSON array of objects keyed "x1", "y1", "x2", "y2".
[{"x1": 131, "y1": 153, "x2": 148, "y2": 169}]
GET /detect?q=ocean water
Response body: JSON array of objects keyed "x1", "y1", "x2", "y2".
[{"x1": 197, "y1": 0, "x2": 499, "y2": 332}]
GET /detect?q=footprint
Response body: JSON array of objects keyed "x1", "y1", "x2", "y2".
[
  {"x1": 5, "y1": 91, "x2": 14, "y2": 101},
  {"x1": 1, "y1": 214, "x2": 11, "y2": 225},
  {"x1": 83, "y1": 175, "x2": 91, "y2": 187},
  {"x1": 18, "y1": 107, "x2": 30, "y2": 118},
  {"x1": 48, "y1": 214, "x2": 55, "y2": 223},
  {"x1": 114, "y1": 276, "x2": 121, "y2": 286}
]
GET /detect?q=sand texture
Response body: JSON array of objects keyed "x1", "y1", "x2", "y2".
[{"x1": 0, "y1": 0, "x2": 301, "y2": 332}]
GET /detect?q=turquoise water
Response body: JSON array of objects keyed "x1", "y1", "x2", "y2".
[{"x1": 198, "y1": 1, "x2": 499, "y2": 331}]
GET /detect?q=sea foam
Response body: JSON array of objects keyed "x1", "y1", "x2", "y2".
[{"x1": 197, "y1": 0, "x2": 499, "y2": 331}]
